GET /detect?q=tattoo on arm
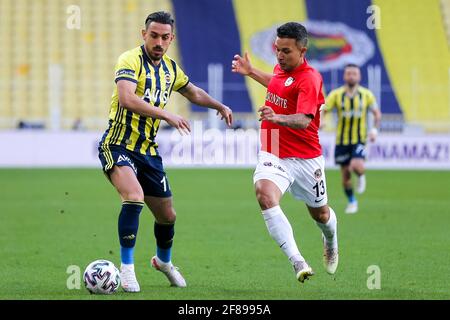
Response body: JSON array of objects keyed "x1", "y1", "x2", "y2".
[{"x1": 276, "y1": 113, "x2": 313, "y2": 129}]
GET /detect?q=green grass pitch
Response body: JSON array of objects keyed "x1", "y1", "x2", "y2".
[{"x1": 1, "y1": 168, "x2": 449, "y2": 300}]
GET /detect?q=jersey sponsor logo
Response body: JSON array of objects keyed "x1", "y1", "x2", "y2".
[
  {"x1": 284, "y1": 77, "x2": 295, "y2": 87},
  {"x1": 341, "y1": 110, "x2": 363, "y2": 118},
  {"x1": 142, "y1": 88, "x2": 170, "y2": 105},
  {"x1": 116, "y1": 69, "x2": 135, "y2": 77},
  {"x1": 266, "y1": 91, "x2": 288, "y2": 108},
  {"x1": 250, "y1": 20, "x2": 375, "y2": 72},
  {"x1": 117, "y1": 154, "x2": 137, "y2": 174}
]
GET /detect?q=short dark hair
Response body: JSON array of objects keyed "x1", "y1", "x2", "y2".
[
  {"x1": 145, "y1": 11, "x2": 174, "y2": 30},
  {"x1": 344, "y1": 63, "x2": 360, "y2": 70},
  {"x1": 277, "y1": 22, "x2": 308, "y2": 47}
]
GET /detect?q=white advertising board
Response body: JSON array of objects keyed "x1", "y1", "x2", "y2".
[{"x1": 0, "y1": 130, "x2": 448, "y2": 169}]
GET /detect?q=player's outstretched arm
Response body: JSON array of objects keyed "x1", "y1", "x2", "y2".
[
  {"x1": 178, "y1": 82, "x2": 233, "y2": 127},
  {"x1": 259, "y1": 106, "x2": 312, "y2": 129},
  {"x1": 117, "y1": 80, "x2": 190, "y2": 135},
  {"x1": 231, "y1": 52, "x2": 272, "y2": 88}
]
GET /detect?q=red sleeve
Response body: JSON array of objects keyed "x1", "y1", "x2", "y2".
[{"x1": 296, "y1": 72, "x2": 321, "y2": 117}]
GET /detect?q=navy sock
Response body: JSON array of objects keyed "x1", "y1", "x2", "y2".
[
  {"x1": 154, "y1": 222, "x2": 174, "y2": 263},
  {"x1": 344, "y1": 188, "x2": 356, "y2": 203},
  {"x1": 118, "y1": 201, "x2": 144, "y2": 264}
]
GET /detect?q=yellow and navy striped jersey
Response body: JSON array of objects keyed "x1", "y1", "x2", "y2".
[
  {"x1": 100, "y1": 45, "x2": 189, "y2": 156},
  {"x1": 325, "y1": 86, "x2": 378, "y2": 146}
]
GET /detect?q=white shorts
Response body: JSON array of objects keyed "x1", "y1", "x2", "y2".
[{"x1": 253, "y1": 151, "x2": 328, "y2": 208}]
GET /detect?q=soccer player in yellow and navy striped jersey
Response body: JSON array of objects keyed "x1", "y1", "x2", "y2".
[
  {"x1": 100, "y1": 44, "x2": 190, "y2": 157},
  {"x1": 323, "y1": 64, "x2": 381, "y2": 214},
  {"x1": 98, "y1": 11, "x2": 233, "y2": 292}
]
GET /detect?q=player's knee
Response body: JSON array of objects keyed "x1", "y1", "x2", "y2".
[
  {"x1": 344, "y1": 172, "x2": 352, "y2": 181},
  {"x1": 122, "y1": 190, "x2": 144, "y2": 203},
  {"x1": 349, "y1": 161, "x2": 364, "y2": 174},
  {"x1": 341, "y1": 167, "x2": 351, "y2": 180},
  {"x1": 256, "y1": 191, "x2": 279, "y2": 210},
  {"x1": 165, "y1": 211, "x2": 176, "y2": 224},
  {"x1": 343, "y1": 178, "x2": 352, "y2": 188},
  {"x1": 159, "y1": 207, "x2": 177, "y2": 224},
  {"x1": 313, "y1": 207, "x2": 330, "y2": 223}
]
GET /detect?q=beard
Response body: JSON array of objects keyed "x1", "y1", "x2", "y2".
[
  {"x1": 149, "y1": 52, "x2": 163, "y2": 61},
  {"x1": 146, "y1": 45, "x2": 165, "y2": 61},
  {"x1": 347, "y1": 82, "x2": 358, "y2": 88}
]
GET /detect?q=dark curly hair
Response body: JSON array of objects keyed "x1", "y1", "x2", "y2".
[
  {"x1": 145, "y1": 11, "x2": 174, "y2": 30},
  {"x1": 276, "y1": 22, "x2": 308, "y2": 47}
]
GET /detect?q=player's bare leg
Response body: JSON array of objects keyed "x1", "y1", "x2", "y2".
[
  {"x1": 110, "y1": 165, "x2": 144, "y2": 293},
  {"x1": 145, "y1": 196, "x2": 186, "y2": 287},
  {"x1": 255, "y1": 179, "x2": 313, "y2": 283},
  {"x1": 307, "y1": 205, "x2": 339, "y2": 274},
  {"x1": 341, "y1": 165, "x2": 358, "y2": 214},
  {"x1": 350, "y1": 158, "x2": 366, "y2": 194}
]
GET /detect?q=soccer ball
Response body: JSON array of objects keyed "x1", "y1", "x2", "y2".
[{"x1": 83, "y1": 259, "x2": 121, "y2": 294}]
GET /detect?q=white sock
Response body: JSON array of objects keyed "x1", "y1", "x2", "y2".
[
  {"x1": 316, "y1": 207, "x2": 338, "y2": 249},
  {"x1": 262, "y1": 206, "x2": 304, "y2": 263},
  {"x1": 359, "y1": 174, "x2": 366, "y2": 184}
]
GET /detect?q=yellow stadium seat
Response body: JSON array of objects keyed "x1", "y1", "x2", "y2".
[{"x1": 0, "y1": 0, "x2": 188, "y2": 129}]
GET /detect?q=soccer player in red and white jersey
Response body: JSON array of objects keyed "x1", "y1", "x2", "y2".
[{"x1": 232, "y1": 22, "x2": 338, "y2": 282}]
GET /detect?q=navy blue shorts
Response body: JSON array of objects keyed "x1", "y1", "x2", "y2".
[
  {"x1": 334, "y1": 143, "x2": 367, "y2": 166},
  {"x1": 98, "y1": 145, "x2": 172, "y2": 198}
]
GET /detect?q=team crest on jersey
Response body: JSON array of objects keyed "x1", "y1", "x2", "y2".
[
  {"x1": 165, "y1": 72, "x2": 171, "y2": 84},
  {"x1": 285, "y1": 77, "x2": 295, "y2": 87},
  {"x1": 314, "y1": 168, "x2": 322, "y2": 180}
]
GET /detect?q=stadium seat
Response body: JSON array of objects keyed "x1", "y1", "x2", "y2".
[
  {"x1": 0, "y1": 0, "x2": 187, "y2": 130},
  {"x1": 0, "y1": 0, "x2": 446, "y2": 131}
]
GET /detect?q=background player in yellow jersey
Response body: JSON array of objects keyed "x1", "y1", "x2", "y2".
[
  {"x1": 323, "y1": 64, "x2": 381, "y2": 214},
  {"x1": 98, "y1": 11, "x2": 232, "y2": 292}
]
